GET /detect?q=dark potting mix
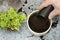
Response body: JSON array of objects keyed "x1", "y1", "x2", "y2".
[{"x1": 28, "y1": 12, "x2": 50, "y2": 33}]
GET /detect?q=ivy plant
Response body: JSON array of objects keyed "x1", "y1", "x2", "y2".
[{"x1": 0, "y1": 8, "x2": 26, "y2": 31}]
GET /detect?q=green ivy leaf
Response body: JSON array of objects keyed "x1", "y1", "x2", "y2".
[
  {"x1": 0, "y1": 21, "x2": 7, "y2": 28},
  {"x1": 18, "y1": 13, "x2": 26, "y2": 22}
]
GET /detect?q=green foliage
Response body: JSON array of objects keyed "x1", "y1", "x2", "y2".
[
  {"x1": 18, "y1": 12, "x2": 26, "y2": 23},
  {"x1": 0, "y1": 7, "x2": 26, "y2": 31}
]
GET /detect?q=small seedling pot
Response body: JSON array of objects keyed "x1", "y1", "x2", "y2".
[{"x1": 27, "y1": 10, "x2": 52, "y2": 36}]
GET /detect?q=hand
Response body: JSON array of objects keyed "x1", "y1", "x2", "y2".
[{"x1": 38, "y1": 0, "x2": 60, "y2": 19}]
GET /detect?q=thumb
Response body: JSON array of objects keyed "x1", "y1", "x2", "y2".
[
  {"x1": 48, "y1": 9, "x2": 60, "y2": 19},
  {"x1": 37, "y1": 0, "x2": 51, "y2": 10}
]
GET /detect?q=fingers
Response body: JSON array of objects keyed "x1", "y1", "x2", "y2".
[
  {"x1": 37, "y1": 0, "x2": 51, "y2": 10},
  {"x1": 48, "y1": 9, "x2": 60, "y2": 19}
]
